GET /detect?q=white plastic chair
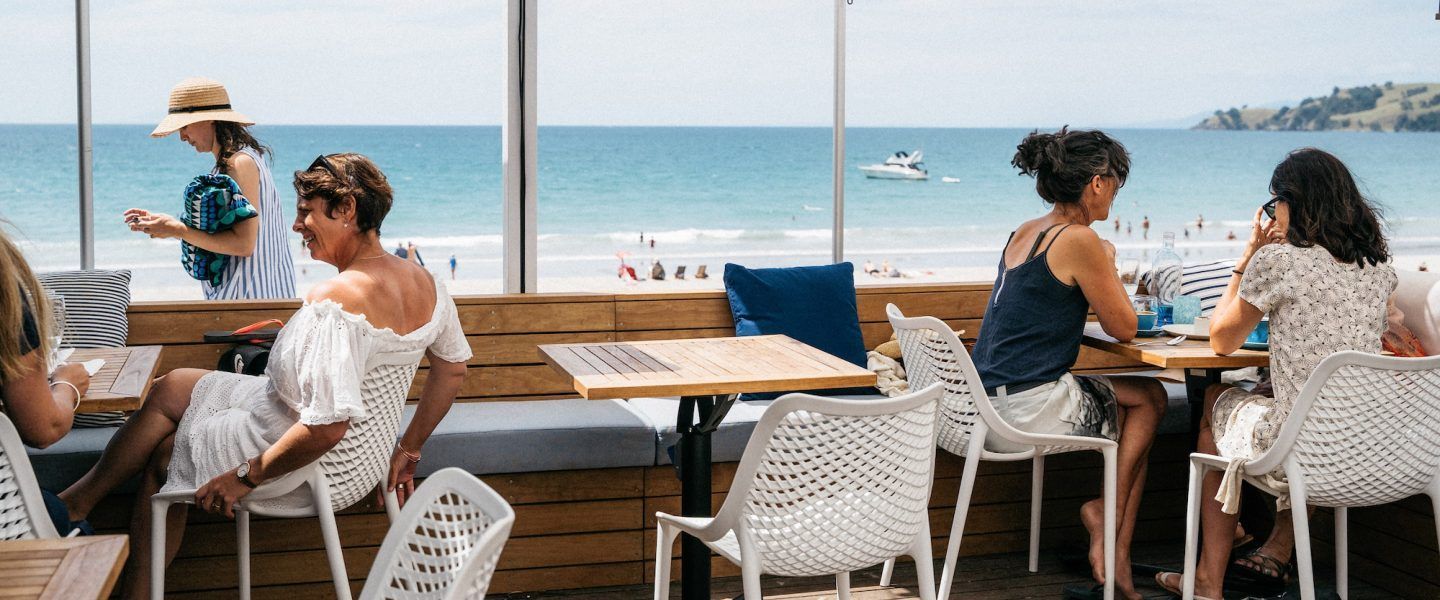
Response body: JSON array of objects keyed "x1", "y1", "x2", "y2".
[
  {"x1": 0, "y1": 412, "x2": 64, "y2": 540},
  {"x1": 150, "y1": 354, "x2": 423, "y2": 600},
  {"x1": 1180, "y1": 351, "x2": 1440, "y2": 600},
  {"x1": 881, "y1": 304, "x2": 1118, "y2": 600},
  {"x1": 652, "y1": 382, "x2": 945, "y2": 600},
  {"x1": 358, "y1": 467, "x2": 515, "y2": 600}
]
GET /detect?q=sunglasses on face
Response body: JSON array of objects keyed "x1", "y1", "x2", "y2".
[{"x1": 1262, "y1": 196, "x2": 1284, "y2": 220}]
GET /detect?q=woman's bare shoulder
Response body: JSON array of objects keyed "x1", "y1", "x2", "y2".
[{"x1": 305, "y1": 272, "x2": 369, "y2": 310}]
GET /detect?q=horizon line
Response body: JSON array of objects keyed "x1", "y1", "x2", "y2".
[{"x1": 0, "y1": 122, "x2": 1194, "y2": 130}]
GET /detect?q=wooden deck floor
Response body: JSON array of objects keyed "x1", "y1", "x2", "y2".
[{"x1": 494, "y1": 542, "x2": 1396, "y2": 599}]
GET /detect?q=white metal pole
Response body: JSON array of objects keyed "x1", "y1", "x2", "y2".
[
  {"x1": 832, "y1": 0, "x2": 846, "y2": 264},
  {"x1": 503, "y1": 0, "x2": 538, "y2": 293},
  {"x1": 75, "y1": 0, "x2": 95, "y2": 269}
]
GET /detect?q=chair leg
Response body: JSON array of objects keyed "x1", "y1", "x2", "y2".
[
  {"x1": 149, "y1": 495, "x2": 173, "y2": 600},
  {"x1": 1102, "y1": 447, "x2": 1117, "y2": 600},
  {"x1": 912, "y1": 522, "x2": 938, "y2": 600},
  {"x1": 938, "y1": 437, "x2": 985, "y2": 600},
  {"x1": 740, "y1": 554, "x2": 763, "y2": 600},
  {"x1": 880, "y1": 557, "x2": 895, "y2": 587},
  {"x1": 1334, "y1": 507, "x2": 1347, "y2": 600},
  {"x1": 1029, "y1": 454, "x2": 1045, "y2": 573},
  {"x1": 1288, "y1": 469, "x2": 1316, "y2": 600},
  {"x1": 653, "y1": 522, "x2": 681, "y2": 600},
  {"x1": 836, "y1": 572, "x2": 851, "y2": 600},
  {"x1": 237, "y1": 508, "x2": 251, "y2": 600},
  {"x1": 314, "y1": 490, "x2": 353, "y2": 600},
  {"x1": 1180, "y1": 459, "x2": 1205, "y2": 600}
]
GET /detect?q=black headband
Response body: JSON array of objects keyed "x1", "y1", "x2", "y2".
[{"x1": 168, "y1": 103, "x2": 232, "y2": 114}]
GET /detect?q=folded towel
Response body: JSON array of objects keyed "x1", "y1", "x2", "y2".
[{"x1": 181, "y1": 174, "x2": 257, "y2": 285}]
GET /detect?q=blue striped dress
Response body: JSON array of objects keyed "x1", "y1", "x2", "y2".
[{"x1": 204, "y1": 146, "x2": 297, "y2": 299}]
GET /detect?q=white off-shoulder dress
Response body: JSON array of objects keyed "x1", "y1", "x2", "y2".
[{"x1": 161, "y1": 278, "x2": 472, "y2": 494}]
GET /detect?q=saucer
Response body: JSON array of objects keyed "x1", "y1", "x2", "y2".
[
  {"x1": 1241, "y1": 341, "x2": 1269, "y2": 351},
  {"x1": 1162, "y1": 323, "x2": 1210, "y2": 340},
  {"x1": 1135, "y1": 328, "x2": 1164, "y2": 338}
]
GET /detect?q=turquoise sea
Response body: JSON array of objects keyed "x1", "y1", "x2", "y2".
[{"x1": 2, "y1": 124, "x2": 1437, "y2": 297}]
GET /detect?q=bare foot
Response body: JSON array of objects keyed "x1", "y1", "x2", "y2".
[{"x1": 1080, "y1": 498, "x2": 1105, "y2": 584}]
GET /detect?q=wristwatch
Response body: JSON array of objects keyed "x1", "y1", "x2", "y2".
[{"x1": 236, "y1": 459, "x2": 258, "y2": 489}]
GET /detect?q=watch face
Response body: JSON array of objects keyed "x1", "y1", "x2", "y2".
[{"x1": 237, "y1": 461, "x2": 250, "y2": 478}]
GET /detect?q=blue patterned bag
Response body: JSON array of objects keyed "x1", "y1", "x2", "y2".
[{"x1": 180, "y1": 174, "x2": 257, "y2": 285}]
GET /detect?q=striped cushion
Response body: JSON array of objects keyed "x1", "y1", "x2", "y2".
[
  {"x1": 37, "y1": 270, "x2": 132, "y2": 428},
  {"x1": 1143, "y1": 259, "x2": 1238, "y2": 317}
]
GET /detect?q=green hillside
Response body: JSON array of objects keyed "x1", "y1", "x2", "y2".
[{"x1": 1194, "y1": 82, "x2": 1440, "y2": 132}]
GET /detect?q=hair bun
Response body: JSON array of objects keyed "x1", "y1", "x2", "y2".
[{"x1": 1012, "y1": 128, "x2": 1069, "y2": 176}]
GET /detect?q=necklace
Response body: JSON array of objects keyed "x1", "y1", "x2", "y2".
[{"x1": 355, "y1": 252, "x2": 389, "y2": 260}]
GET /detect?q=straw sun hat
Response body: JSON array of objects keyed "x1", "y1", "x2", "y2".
[{"x1": 149, "y1": 77, "x2": 254, "y2": 138}]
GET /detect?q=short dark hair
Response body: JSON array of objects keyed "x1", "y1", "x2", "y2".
[
  {"x1": 1269, "y1": 148, "x2": 1389, "y2": 268},
  {"x1": 292, "y1": 153, "x2": 393, "y2": 235},
  {"x1": 1011, "y1": 126, "x2": 1130, "y2": 205}
]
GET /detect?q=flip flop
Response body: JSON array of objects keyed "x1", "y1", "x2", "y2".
[{"x1": 1154, "y1": 572, "x2": 1221, "y2": 600}]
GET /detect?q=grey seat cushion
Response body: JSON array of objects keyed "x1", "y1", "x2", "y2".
[
  {"x1": 404, "y1": 399, "x2": 658, "y2": 476},
  {"x1": 26, "y1": 426, "x2": 136, "y2": 493},
  {"x1": 628, "y1": 393, "x2": 888, "y2": 465}
]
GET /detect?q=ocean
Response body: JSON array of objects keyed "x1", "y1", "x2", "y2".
[{"x1": 2, "y1": 124, "x2": 1438, "y2": 299}]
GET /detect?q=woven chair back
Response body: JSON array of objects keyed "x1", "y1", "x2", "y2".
[
  {"x1": 0, "y1": 413, "x2": 58, "y2": 540},
  {"x1": 888, "y1": 304, "x2": 989, "y2": 457},
  {"x1": 1282, "y1": 352, "x2": 1440, "y2": 507},
  {"x1": 730, "y1": 384, "x2": 941, "y2": 577},
  {"x1": 361, "y1": 468, "x2": 515, "y2": 600}
]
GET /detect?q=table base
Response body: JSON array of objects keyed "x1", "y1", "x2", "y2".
[{"x1": 676, "y1": 394, "x2": 736, "y2": 600}]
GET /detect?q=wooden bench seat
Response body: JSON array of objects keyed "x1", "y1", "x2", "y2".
[{"x1": 26, "y1": 282, "x2": 1428, "y2": 598}]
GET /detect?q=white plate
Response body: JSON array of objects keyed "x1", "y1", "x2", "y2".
[{"x1": 1161, "y1": 323, "x2": 1210, "y2": 340}]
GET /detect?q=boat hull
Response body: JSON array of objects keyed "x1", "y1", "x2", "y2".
[{"x1": 858, "y1": 165, "x2": 929, "y2": 180}]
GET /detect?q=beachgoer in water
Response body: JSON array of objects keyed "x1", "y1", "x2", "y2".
[
  {"x1": 976, "y1": 127, "x2": 1166, "y2": 600},
  {"x1": 1421, "y1": 262, "x2": 1430, "y2": 272},
  {"x1": 1113, "y1": 217, "x2": 1120, "y2": 232},
  {"x1": 126, "y1": 77, "x2": 296, "y2": 300},
  {"x1": 1226, "y1": 230, "x2": 1237, "y2": 241},
  {"x1": 1184, "y1": 227, "x2": 1190, "y2": 239},
  {"x1": 1197, "y1": 214, "x2": 1205, "y2": 231},
  {"x1": 649, "y1": 238, "x2": 655, "y2": 249},
  {"x1": 1126, "y1": 222, "x2": 1132, "y2": 236},
  {"x1": 449, "y1": 254, "x2": 457, "y2": 280}
]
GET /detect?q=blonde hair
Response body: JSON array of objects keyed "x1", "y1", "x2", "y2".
[{"x1": 0, "y1": 225, "x2": 52, "y2": 382}]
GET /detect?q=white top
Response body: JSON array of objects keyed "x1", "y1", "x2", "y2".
[{"x1": 267, "y1": 277, "x2": 472, "y2": 425}]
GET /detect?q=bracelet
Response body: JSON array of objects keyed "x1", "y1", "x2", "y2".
[
  {"x1": 50, "y1": 380, "x2": 82, "y2": 411},
  {"x1": 397, "y1": 443, "x2": 422, "y2": 463},
  {"x1": 1232, "y1": 268, "x2": 1245, "y2": 276}
]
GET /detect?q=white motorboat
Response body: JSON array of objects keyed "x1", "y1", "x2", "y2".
[
  {"x1": 858, "y1": 150, "x2": 928, "y2": 180},
  {"x1": 941, "y1": 176, "x2": 962, "y2": 184}
]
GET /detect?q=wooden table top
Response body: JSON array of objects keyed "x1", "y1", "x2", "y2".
[
  {"x1": 0, "y1": 535, "x2": 128, "y2": 600},
  {"x1": 538, "y1": 335, "x2": 877, "y2": 400},
  {"x1": 70, "y1": 346, "x2": 163, "y2": 413},
  {"x1": 1081, "y1": 323, "x2": 1269, "y2": 370}
]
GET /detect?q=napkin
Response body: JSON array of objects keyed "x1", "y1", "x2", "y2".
[{"x1": 81, "y1": 358, "x2": 105, "y2": 376}]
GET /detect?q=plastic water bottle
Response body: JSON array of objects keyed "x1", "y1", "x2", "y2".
[{"x1": 1151, "y1": 232, "x2": 1184, "y2": 325}]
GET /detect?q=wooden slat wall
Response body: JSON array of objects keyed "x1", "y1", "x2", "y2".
[{"x1": 104, "y1": 282, "x2": 1422, "y2": 598}]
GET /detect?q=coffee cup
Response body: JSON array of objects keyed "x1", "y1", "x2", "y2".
[{"x1": 1136, "y1": 311, "x2": 1157, "y2": 331}]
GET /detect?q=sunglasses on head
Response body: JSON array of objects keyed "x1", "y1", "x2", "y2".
[
  {"x1": 308, "y1": 154, "x2": 339, "y2": 177},
  {"x1": 1262, "y1": 196, "x2": 1285, "y2": 220}
]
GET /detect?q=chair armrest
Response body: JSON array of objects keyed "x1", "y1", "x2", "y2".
[
  {"x1": 1188, "y1": 452, "x2": 1232, "y2": 472},
  {"x1": 655, "y1": 512, "x2": 728, "y2": 542}
]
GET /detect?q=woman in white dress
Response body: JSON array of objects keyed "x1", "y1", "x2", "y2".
[
  {"x1": 58, "y1": 153, "x2": 471, "y2": 598},
  {"x1": 1155, "y1": 148, "x2": 1397, "y2": 599}
]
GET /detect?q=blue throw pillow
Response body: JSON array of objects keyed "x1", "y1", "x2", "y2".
[{"x1": 723, "y1": 262, "x2": 877, "y2": 400}]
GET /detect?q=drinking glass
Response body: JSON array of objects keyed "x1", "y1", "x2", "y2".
[
  {"x1": 1130, "y1": 294, "x2": 1156, "y2": 314},
  {"x1": 46, "y1": 292, "x2": 67, "y2": 372},
  {"x1": 1116, "y1": 256, "x2": 1141, "y2": 295}
]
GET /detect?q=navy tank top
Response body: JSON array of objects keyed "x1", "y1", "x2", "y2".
[{"x1": 972, "y1": 224, "x2": 1091, "y2": 394}]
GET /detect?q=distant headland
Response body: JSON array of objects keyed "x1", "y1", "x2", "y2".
[{"x1": 1194, "y1": 82, "x2": 1440, "y2": 132}]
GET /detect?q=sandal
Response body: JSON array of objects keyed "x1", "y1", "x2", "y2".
[
  {"x1": 1225, "y1": 548, "x2": 1292, "y2": 596},
  {"x1": 1154, "y1": 572, "x2": 1221, "y2": 600}
]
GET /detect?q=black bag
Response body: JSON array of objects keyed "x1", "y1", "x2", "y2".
[
  {"x1": 218, "y1": 343, "x2": 270, "y2": 375},
  {"x1": 205, "y1": 319, "x2": 283, "y2": 376}
]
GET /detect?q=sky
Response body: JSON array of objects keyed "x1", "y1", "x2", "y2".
[{"x1": 1, "y1": 0, "x2": 1436, "y2": 128}]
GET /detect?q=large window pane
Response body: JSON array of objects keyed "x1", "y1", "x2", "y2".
[
  {"x1": 537, "y1": 2, "x2": 833, "y2": 292},
  {"x1": 5, "y1": 3, "x2": 505, "y2": 300}
]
